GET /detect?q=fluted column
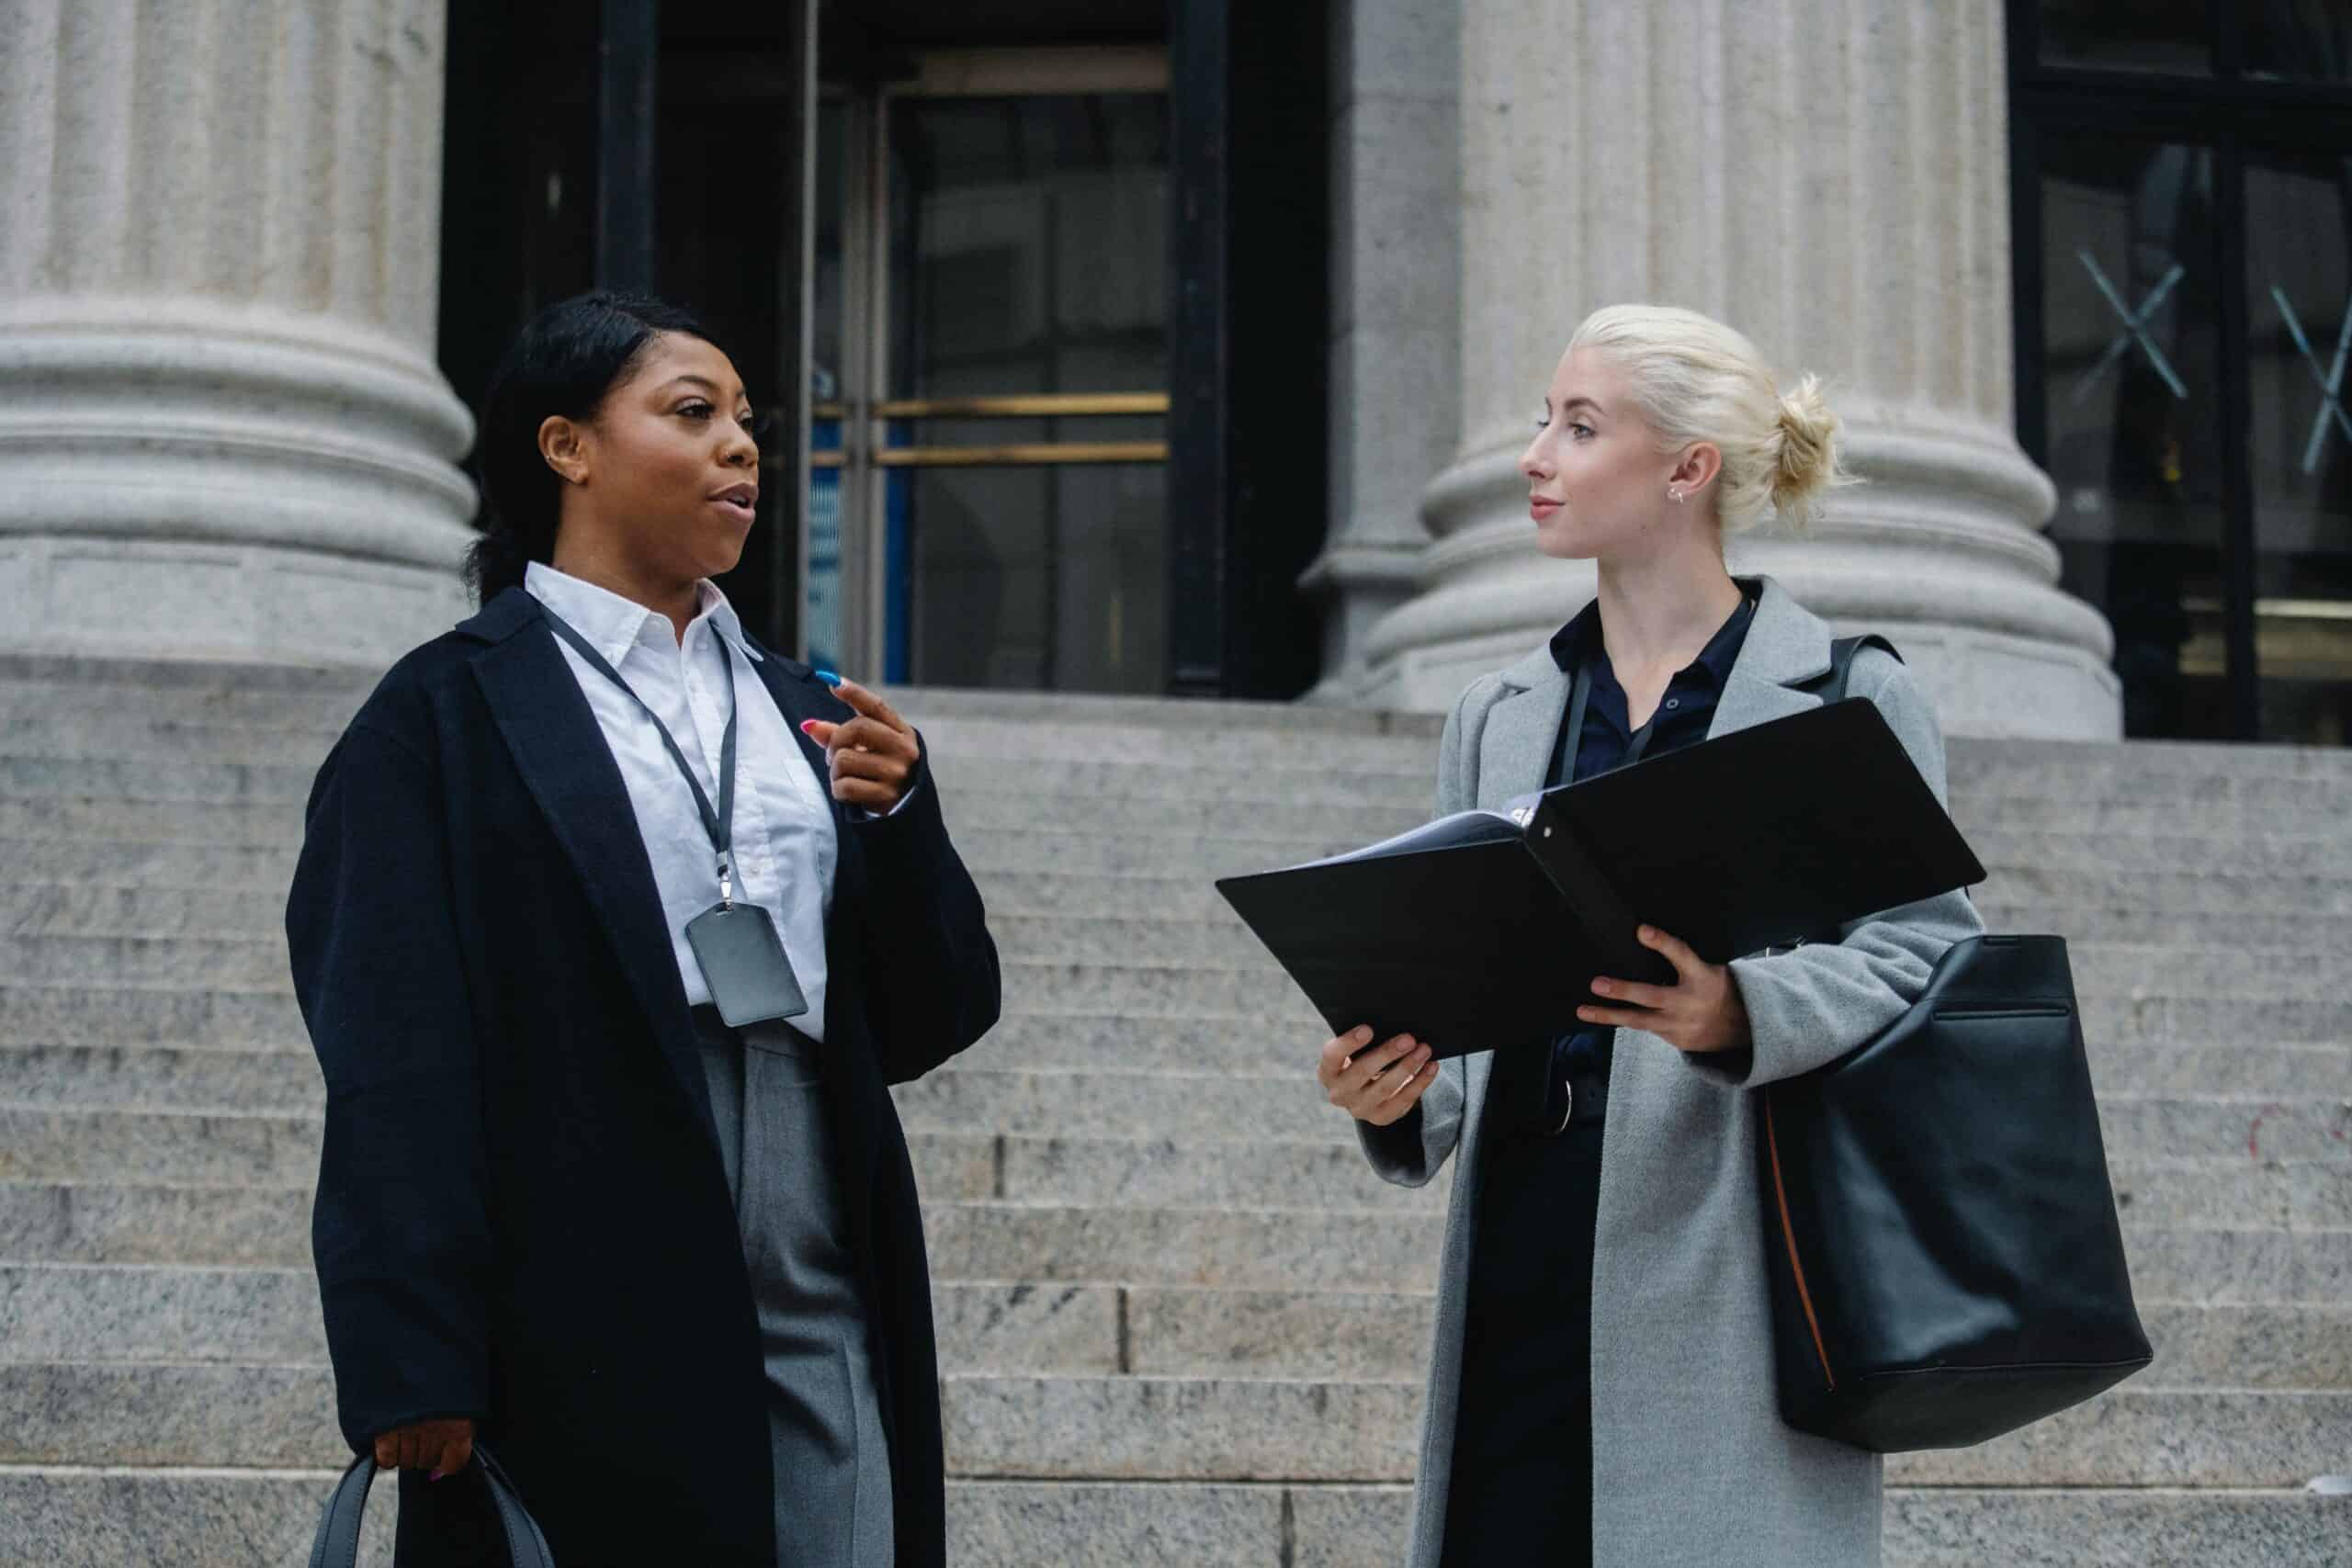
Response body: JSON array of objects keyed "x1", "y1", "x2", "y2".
[
  {"x1": 1302, "y1": 0, "x2": 1460, "y2": 699},
  {"x1": 0, "y1": 0, "x2": 475, "y2": 665},
  {"x1": 1352, "y1": 0, "x2": 2120, "y2": 738}
]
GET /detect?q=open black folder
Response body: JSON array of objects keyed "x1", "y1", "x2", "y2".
[{"x1": 1214, "y1": 698, "x2": 1986, "y2": 1058}]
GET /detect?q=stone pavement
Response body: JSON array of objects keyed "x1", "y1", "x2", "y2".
[{"x1": 0, "y1": 657, "x2": 2346, "y2": 1563}]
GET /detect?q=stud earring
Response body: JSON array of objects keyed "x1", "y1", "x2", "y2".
[{"x1": 1668, "y1": 488, "x2": 1684, "y2": 504}]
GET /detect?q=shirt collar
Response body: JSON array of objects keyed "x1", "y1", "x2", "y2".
[
  {"x1": 524, "y1": 562, "x2": 763, "y2": 667},
  {"x1": 1548, "y1": 586, "x2": 1756, "y2": 690}
]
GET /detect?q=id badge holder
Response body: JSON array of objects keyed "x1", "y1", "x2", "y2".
[{"x1": 684, "y1": 900, "x2": 808, "y2": 1028}]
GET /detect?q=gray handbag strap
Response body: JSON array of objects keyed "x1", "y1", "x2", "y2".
[{"x1": 310, "y1": 1445, "x2": 555, "y2": 1568}]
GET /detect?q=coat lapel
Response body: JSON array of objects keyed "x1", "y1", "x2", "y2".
[
  {"x1": 1707, "y1": 577, "x2": 1838, "y2": 739},
  {"x1": 462, "y1": 592, "x2": 717, "y2": 1145},
  {"x1": 1475, "y1": 647, "x2": 1572, "y2": 810}
]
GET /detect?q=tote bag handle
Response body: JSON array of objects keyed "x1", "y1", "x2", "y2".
[{"x1": 309, "y1": 1445, "x2": 554, "y2": 1568}]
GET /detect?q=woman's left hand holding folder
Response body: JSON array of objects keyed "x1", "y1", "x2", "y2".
[
  {"x1": 1318, "y1": 1026, "x2": 1436, "y2": 1126},
  {"x1": 1578, "y1": 925, "x2": 1751, "y2": 1055}
]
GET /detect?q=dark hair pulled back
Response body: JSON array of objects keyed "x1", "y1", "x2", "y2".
[{"x1": 465, "y1": 290, "x2": 718, "y2": 604}]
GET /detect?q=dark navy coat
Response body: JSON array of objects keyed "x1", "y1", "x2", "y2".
[{"x1": 285, "y1": 587, "x2": 1000, "y2": 1566}]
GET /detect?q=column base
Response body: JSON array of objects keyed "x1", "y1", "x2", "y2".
[
  {"x1": 0, "y1": 534, "x2": 470, "y2": 666},
  {"x1": 0, "y1": 297, "x2": 477, "y2": 666}
]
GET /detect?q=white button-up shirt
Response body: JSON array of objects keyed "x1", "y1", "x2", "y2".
[{"x1": 526, "y1": 562, "x2": 837, "y2": 1039}]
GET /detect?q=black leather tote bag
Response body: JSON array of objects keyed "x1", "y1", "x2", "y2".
[
  {"x1": 1758, "y1": 932, "x2": 2154, "y2": 1451},
  {"x1": 309, "y1": 1446, "x2": 554, "y2": 1568}
]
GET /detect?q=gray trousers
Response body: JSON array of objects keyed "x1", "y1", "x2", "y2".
[{"x1": 691, "y1": 1005, "x2": 894, "y2": 1568}]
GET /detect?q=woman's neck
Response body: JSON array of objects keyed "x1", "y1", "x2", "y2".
[
  {"x1": 1593, "y1": 530, "x2": 1745, "y2": 679},
  {"x1": 548, "y1": 538, "x2": 700, "y2": 644}
]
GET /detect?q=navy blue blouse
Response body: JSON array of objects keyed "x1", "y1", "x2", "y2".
[{"x1": 1540, "y1": 589, "x2": 1757, "y2": 1077}]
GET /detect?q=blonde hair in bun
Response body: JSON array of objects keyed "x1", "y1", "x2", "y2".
[{"x1": 1566, "y1": 304, "x2": 1854, "y2": 532}]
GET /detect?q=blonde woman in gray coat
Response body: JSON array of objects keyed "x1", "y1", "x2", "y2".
[{"x1": 1318, "y1": 304, "x2": 1983, "y2": 1567}]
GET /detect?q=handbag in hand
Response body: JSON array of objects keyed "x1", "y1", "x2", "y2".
[
  {"x1": 1756, "y1": 639, "x2": 2154, "y2": 1451},
  {"x1": 309, "y1": 1445, "x2": 554, "y2": 1568}
]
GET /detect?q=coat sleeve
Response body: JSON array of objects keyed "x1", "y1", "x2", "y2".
[
  {"x1": 1701, "y1": 650, "x2": 1986, "y2": 1089},
  {"x1": 850, "y1": 730, "x2": 1002, "y2": 1084},
  {"x1": 1354, "y1": 676, "x2": 1498, "y2": 1188},
  {"x1": 286, "y1": 720, "x2": 494, "y2": 1453}
]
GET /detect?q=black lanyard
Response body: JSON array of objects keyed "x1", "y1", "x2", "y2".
[{"x1": 544, "y1": 610, "x2": 743, "y2": 907}]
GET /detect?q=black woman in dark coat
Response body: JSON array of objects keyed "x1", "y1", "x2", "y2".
[{"x1": 285, "y1": 292, "x2": 1001, "y2": 1567}]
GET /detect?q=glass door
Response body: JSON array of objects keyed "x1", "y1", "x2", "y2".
[
  {"x1": 807, "y1": 54, "x2": 1170, "y2": 692},
  {"x1": 2245, "y1": 152, "x2": 2352, "y2": 744}
]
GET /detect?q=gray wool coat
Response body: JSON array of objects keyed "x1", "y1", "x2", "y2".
[{"x1": 1360, "y1": 578, "x2": 1984, "y2": 1568}]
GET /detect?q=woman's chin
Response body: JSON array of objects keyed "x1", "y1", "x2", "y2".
[
  {"x1": 691, "y1": 525, "x2": 754, "y2": 580},
  {"x1": 1532, "y1": 529, "x2": 1596, "y2": 562}
]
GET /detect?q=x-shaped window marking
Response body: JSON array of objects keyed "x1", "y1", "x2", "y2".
[
  {"x1": 2270, "y1": 284, "x2": 2352, "y2": 475},
  {"x1": 2072, "y1": 249, "x2": 2189, "y2": 405}
]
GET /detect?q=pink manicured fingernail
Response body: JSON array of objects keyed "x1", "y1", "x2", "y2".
[
  {"x1": 799, "y1": 719, "x2": 820, "y2": 736},
  {"x1": 429, "y1": 1470, "x2": 446, "y2": 1483}
]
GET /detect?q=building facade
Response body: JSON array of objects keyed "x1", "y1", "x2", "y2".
[{"x1": 4, "y1": 1, "x2": 2346, "y2": 744}]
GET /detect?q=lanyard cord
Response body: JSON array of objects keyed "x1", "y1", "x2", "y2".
[{"x1": 543, "y1": 610, "x2": 742, "y2": 905}]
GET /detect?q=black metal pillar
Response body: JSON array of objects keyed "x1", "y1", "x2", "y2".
[
  {"x1": 2214, "y1": 141, "x2": 2262, "y2": 739},
  {"x1": 596, "y1": 0, "x2": 660, "y2": 290},
  {"x1": 1165, "y1": 0, "x2": 1230, "y2": 695},
  {"x1": 773, "y1": 0, "x2": 817, "y2": 659}
]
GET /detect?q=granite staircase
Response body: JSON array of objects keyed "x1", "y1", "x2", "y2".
[{"x1": 0, "y1": 655, "x2": 2346, "y2": 1565}]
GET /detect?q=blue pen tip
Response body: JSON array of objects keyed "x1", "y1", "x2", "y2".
[{"x1": 814, "y1": 668, "x2": 842, "y2": 686}]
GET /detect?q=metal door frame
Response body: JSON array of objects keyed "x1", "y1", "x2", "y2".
[{"x1": 811, "y1": 47, "x2": 1171, "y2": 681}]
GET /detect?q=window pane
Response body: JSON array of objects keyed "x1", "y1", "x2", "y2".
[
  {"x1": 2245, "y1": 156, "x2": 2352, "y2": 744},
  {"x1": 2039, "y1": 139, "x2": 2233, "y2": 739},
  {"x1": 2040, "y1": 0, "x2": 2212, "y2": 74},
  {"x1": 883, "y1": 93, "x2": 1170, "y2": 693},
  {"x1": 2244, "y1": 1, "x2": 2352, "y2": 85}
]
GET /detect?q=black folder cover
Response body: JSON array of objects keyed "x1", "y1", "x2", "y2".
[{"x1": 1214, "y1": 698, "x2": 1986, "y2": 1058}]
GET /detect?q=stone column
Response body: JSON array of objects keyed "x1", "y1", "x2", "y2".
[
  {"x1": 1303, "y1": 0, "x2": 1460, "y2": 700},
  {"x1": 1355, "y1": 0, "x2": 2120, "y2": 738},
  {"x1": 0, "y1": 0, "x2": 476, "y2": 666}
]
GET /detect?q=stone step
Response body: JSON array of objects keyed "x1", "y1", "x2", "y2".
[
  {"x1": 0, "y1": 1046, "x2": 322, "y2": 1113},
  {"x1": 8, "y1": 765, "x2": 2352, "y2": 886},
  {"x1": 1, "y1": 1470, "x2": 2344, "y2": 1568},
  {"x1": 939, "y1": 1378, "x2": 2352, "y2": 1488},
  {"x1": 1950, "y1": 797, "x2": 2350, "y2": 837},
  {"x1": 3, "y1": 976, "x2": 2302, "y2": 1066},
  {"x1": 3, "y1": 668, "x2": 2341, "y2": 774},
  {"x1": 0, "y1": 986, "x2": 308, "y2": 1049},
  {"x1": 0, "y1": 664, "x2": 369, "y2": 724},
  {"x1": 0, "y1": 1264, "x2": 1123, "y2": 1379},
  {"x1": 7, "y1": 832, "x2": 2351, "y2": 930},
  {"x1": 0, "y1": 840, "x2": 298, "y2": 891},
  {"x1": 1945, "y1": 735, "x2": 2352, "y2": 784},
  {"x1": 1968, "y1": 904, "x2": 2352, "y2": 952},
  {"x1": 8, "y1": 1032, "x2": 2343, "y2": 1120},
  {"x1": 0, "y1": 1465, "x2": 397, "y2": 1568},
  {"x1": 5, "y1": 1098, "x2": 2346, "y2": 1213},
  {"x1": 923, "y1": 1202, "x2": 1452, "y2": 1293},
  {"x1": 6, "y1": 1262, "x2": 2338, "y2": 1390},
  {"x1": 0, "y1": 1183, "x2": 314, "y2": 1268},
  {"x1": 1883, "y1": 1486, "x2": 2352, "y2": 1568},
  {"x1": 4, "y1": 936, "x2": 2346, "y2": 1041},
  {"x1": 1014, "y1": 863, "x2": 2352, "y2": 922},
  {"x1": 25, "y1": 874, "x2": 2352, "y2": 965},
  {"x1": 6, "y1": 1173, "x2": 2340, "y2": 1304},
  {"x1": 0, "y1": 716, "x2": 345, "y2": 767}
]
